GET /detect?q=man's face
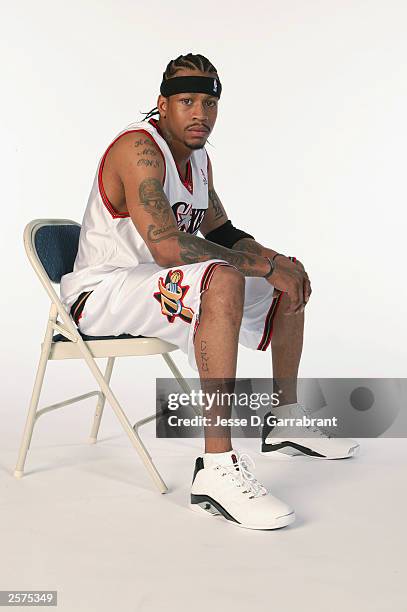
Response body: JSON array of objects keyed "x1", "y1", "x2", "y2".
[{"x1": 158, "y1": 69, "x2": 219, "y2": 150}]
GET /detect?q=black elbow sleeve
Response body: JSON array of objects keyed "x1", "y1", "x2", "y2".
[{"x1": 204, "y1": 220, "x2": 255, "y2": 249}]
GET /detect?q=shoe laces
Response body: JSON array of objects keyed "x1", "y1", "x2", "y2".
[{"x1": 215, "y1": 453, "x2": 267, "y2": 499}]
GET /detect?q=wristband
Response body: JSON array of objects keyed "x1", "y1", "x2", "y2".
[{"x1": 263, "y1": 256, "x2": 275, "y2": 279}]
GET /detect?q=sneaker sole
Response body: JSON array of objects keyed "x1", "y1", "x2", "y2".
[
  {"x1": 261, "y1": 444, "x2": 360, "y2": 461},
  {"x1": 189, "y1": 496, "x2": 295, "y2": 530}
]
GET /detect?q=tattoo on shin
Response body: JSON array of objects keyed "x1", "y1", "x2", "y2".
[{"x1": 200, "y1": 339, "x2": 209, "y2": 372}]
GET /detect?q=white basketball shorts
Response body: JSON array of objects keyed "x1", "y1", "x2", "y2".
[{"x1": 67, "y1": 259, "x2": 284, "y2": 372}]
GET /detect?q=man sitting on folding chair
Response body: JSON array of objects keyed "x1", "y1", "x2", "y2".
[{"x1": 60, "y1": 52, "x2": 358, "y2": 531}]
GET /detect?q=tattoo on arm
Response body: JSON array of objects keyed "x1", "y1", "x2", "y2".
[
  {"x1": 136, "y1": 146, "x2": 158, "y2": 157},
  {"x1": 137, "y1": 159, "x2": 161, "y2": 168},
  {"x1": 208, "y1": 188, "x2": 226, "y2": 221},
  {"x1": 176, "y1": 233, "x2": 264, "y2": 275},
  {"x1": 232, "y1": 237, "x2": 279, "y2": 262},
  {"x1": 139, "y1": 178, "x2": 177, "y2": 244},
  {"x1": 134, "y1": 137, "x2": 155, "y2": 149},
  {"x1": 232, "y1": 237, "x2": 263, "y2": 254},
  {"x1": 145, "y1": 223, "x2": 263, "y2": 275},
  {"x1": 135, "y1": 140, "x2": 160, "y2": 168},
  {"x1": 138, "y1": 178, "x2": 267, "y2": 276}
]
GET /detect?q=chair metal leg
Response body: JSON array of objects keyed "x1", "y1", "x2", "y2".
[
  {"x1": 161, "y1": 352, "x2": 201, "y2": 416},
  {"x1": 75, "y1": 340, "x2": 168, "y2": 493},
  {"x1": 14, "y1": 311, "x2": 55, "y2": 478},
  {"x1": 89, "y1": 357, "x2": 115, "y2": 444},
  {"x1": 132, "y1": 353, "x2": 196, "y2": 453},
  {"x1": 161, "y1": 352, "x2": 193, "y2": 394}
]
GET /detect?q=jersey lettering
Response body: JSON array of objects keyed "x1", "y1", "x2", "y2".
[{"x1": 172, "y1": 202, "x2": 206, "y2": 235}]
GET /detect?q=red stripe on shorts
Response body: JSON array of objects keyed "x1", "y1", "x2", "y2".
[
  {"x1": 193, "y1": 261, "x2": 236, "y2": 343},
  {"x1": 257, "y1": 255, "x2": 297, "y2": 350},
  {"x1": 257, "y1": 291, "x2": 283, "y2": 351}
]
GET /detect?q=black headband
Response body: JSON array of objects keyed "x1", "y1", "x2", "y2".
[{"x1": 160, "y1": 75, "x2": 222, "y2": 99}]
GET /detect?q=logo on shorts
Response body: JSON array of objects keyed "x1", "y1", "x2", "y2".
[{"x1": 153, "y1": 269, "x2": 194, "y2": 323}]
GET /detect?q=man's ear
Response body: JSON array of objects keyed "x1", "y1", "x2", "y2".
[{"x1": 157, "y1": 95, "x2": 168, "y2": 119}]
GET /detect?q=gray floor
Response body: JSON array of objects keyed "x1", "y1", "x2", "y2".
[{"x1": 1, "y1": 408, "x2": 405, "y2": 612}]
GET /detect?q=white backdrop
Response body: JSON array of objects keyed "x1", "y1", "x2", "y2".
[{"x1": 1, "y1": 0, "x2": 406, "y2": 423}]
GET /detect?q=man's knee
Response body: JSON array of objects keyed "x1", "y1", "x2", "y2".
[{"x1": 201, "y1": 264, "x2": 245, "y2": 318}]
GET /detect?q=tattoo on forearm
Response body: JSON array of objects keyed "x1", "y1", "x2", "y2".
[
  {"x1": 146, "y1": 225, "x2": 263, "y2": 275},
  {"x1": 208, "y1": 188, "x2": 226, "y2": 221},
  {"x1": 177, "y1": 233, "x2": 262, "y2": 275},
  {"x1": 138, "y1": 179, "x2": 267, "y2": 277},
  {"x1": 232, "y1": 237, "x2": 263, "y2": 254}
]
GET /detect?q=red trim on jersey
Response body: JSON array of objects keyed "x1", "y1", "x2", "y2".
[
  {"x1": 148, "y1": 118, "x2": 194, "y2": 194},
  {"x1": 98, "y1": 128, "x2": 167, "y2": 219},
  {"x1": 149, "y1": 117, "x2": 163, "y2": 137}
]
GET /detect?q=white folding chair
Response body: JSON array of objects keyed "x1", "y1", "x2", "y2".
[{"x1": 14, "y1": 219, "x2": 194, "y2": 493}]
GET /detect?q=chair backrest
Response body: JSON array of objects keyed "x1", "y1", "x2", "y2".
[{"x1": 25, "y1": 219, "x2": 81, "y2": 284}]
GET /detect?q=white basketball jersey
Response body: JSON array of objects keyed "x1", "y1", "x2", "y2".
[{"x1": 60, "y1": 118, "x2": 210, "y2": 309}]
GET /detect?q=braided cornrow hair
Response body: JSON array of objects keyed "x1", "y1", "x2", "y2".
[{"x1": 141, "y1": 53, "x2": 219, "y2": 121}]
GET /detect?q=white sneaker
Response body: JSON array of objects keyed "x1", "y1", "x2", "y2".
[
  {"x1": 261, "y1": 402, "x2": 360, "y2": 460},
  {"x1": 190, "y1": 450, "x2": 295, "y2": 530}
]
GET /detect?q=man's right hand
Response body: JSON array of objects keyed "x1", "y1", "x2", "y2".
[{"x1": 266, "y1": 256, "x2": 311, "y2": 315}]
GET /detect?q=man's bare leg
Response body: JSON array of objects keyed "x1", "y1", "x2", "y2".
[
  {"x1": 193, "y1": 266, "x2": 245, "y2": 454},
  {"x1": 264, "y1": 291, "x2": 359, "y2": 459},
  {"x1": 270, "y1": 291, "x2": 305, "y2": 407},
  {"x1": 190, "y1": 269, "x2": 296, "y2": 530}
]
